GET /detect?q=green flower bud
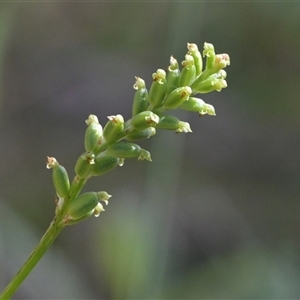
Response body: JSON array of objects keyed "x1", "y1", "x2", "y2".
[
  {"x1": 125, "y1": 127, "x2": 156, "y2": 141},
  {"x1": 67, "y1": 192, "x2": 100, "y2": 220},
  {"x1": 203, "y1": 42, "x2": 216, "y2": 71},
  {"x1": 106, "y1": 142, "x2": 141, "y2": 158},
  {"x1": 47, "y1": 157, "x2": 70, "y2": 198},
  {"x1": 178, "y1": 54, "x2": 196, "y2": 87},
  {"x1": 187, "y1": 43, "x2": 203, "y2": 76},
  {"x1": 147, "y1": 69, "x2": 167, "y2": 109},
  {"x1": 132, "y1": 77, "x2": 148, "y2": 116},
  {"x1": 162, "y1": 86, "x2": 192, "y2": 110},
  {"x1": 156, "y1": 115, "x2": 181, "y2": 130},
  {"x1": 156, "y1": 115, "x2": 192, "y2": 133},
  {"x1": 130, "y1": 111, "x2": 159, "y2": 131},
  {"x1": 66, "y1": 202, "x2": 105, "y2": 222},
  {"x1": 74, "y1": 152, "x2": 95, "y2": 178},
  {"x1": 179, "y1": 97, "x2": 216, "y2": 116},
  {"x1": 103, "y1": 114, "x2": 125, "y2": 144},
  {"x1": 84, "y1": 115, "x2": 103, "y2": 152},
  {"x1": 165, "y1": 56, "x2": 180, "y2": 96},
  {"x1": 92, "y1": 155, "x2": 119, "y2": 176},
  {"x1": 191, "y1": 73, "x2": 227, "y2": 94}
]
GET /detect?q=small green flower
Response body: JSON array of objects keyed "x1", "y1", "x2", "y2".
[
  {"x1": 147, "y1": 69, "x2": 167, "y2": 109},
  {"x1": 84, "y1": 114, "x2": 103, "y2": 153},
  {"x1": 162, "y1": 86, "x2": 192, "y2": 110},
  {"x1": 125, "y1": 127, "x2": 156, "y2": 141},
  {"x1": 191, "y1": 72, "x2": 227, "y2": 94},
  {"x1": 132, "y1": 77, "x2": 148, "y2": 116},
  {"x1": 187, "y1": 42, "x2": 203, "y2": 76},
  {"x1": 92, "y1": 155, "x2": 119, "y2": 176},
  {"x1": 67, "y1": 192, "x2": 101, "y2": 220},
  {"x1": 178, "y1": 54, "x2": 196, "y2": 87},
  {"x1": 74, "y1": 152, "x2": 95, "y2": 178},
  {"x1": 106, "y1": 142, "x2": 142, "y2": 158},
  {"x1": 155, "y1": 115, "x2": 190, "y2": 133},
  {"x1": 178, "y1": 97, "x2": 215, "y2": 116},
  {"x1": 203, "y1": 42, "x2": 216, "y2": 71},
  {"x1": 103, "y1": 114, "x2": 125, "y2": 144},
  {"x1": 129, "y1": 111, "x2": 160, "y2": 131},
  {"x1": 46, "y1": 157, "x2": 70, "y2": 198},
  {"x1": 165, "y1": 56, "x2": 180, "y2": 96}
]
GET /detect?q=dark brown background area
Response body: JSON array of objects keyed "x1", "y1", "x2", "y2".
[{"x1": 0, "y1": 2, "x2": 300, "y2": 299}]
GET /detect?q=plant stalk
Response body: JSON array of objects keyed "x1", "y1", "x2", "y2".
[{"x1": 0, "y1": 218, "x2": 65, "y2": 299}]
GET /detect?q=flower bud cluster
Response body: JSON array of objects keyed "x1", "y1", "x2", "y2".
[
  {"x1": 47, "y1": 42, "x2": 229, "y2": 226},
  {"x1": 129, "y1": 42, "x2": 229, "y2": 128}
]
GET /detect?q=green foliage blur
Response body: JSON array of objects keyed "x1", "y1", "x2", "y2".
[{"x1": 0, "y1": 2, "x2": 300, "y2": 299}]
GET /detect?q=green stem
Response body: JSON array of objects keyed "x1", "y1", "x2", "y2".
[
  {"x1": 0, "y1": 218, "x2": 65, "y2": 299},
  {"x1": 0, "y1": 176, "x2": 88, "y2": 299}
]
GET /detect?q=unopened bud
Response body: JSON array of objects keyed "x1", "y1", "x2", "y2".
[
  {"x1": 163, "y1": 86, "x2": 192, "y2": 110},
  {"x1": 47, "y1": 157, "x2": 70, "y2": 198},
  {"x1": 103, "y1": 114, "x2": 124, "y2": 144},
  {"x1": 130, "y1": 111, "x2": 159, "y2": 131},
  {"x1": 179, "y1": 97, "x2": 216, "y2": 116},
  {"x1": 132, "y1": 77, "x2": 148, "y2": 116},
  {"x1": 156, "y1": 115, "x2": 192, "y2": 133},
  {"x1": 165, "y1": 56, "x2": 180, "y2": 96},
  {"x1": 106, "y1": 142, "x2": 141, "y2": 158},
  {"x1": 191, "y1": 73, "x2": 227, "y2": 94},
  {"x1": 92, "y1": 155, "x2": 119, "y2": 176},
  {"x1": 67, "y1": 192, "x2": 104, "y2": 220},
  {"x1": 75, "y1": 152, "x2": 95, "y2": 178},
  {"x1": 84, "y1": 115, "x2": 103, "y2": 153},
  {"x1": 147, "y1": 69, "x2": 167, "y2": 109},
  {"x1": 125, "y1": 127, "x2": 156, "y2": 141},
  {"x1": 187, "y1": 43, "x2": 203, "y2": 76},
  {"x1": 178, "y1": 54, "x2": 196, "y2": 87},
  {"x1": 203, "y1": 42, "x2": 216, "y2": 71}
]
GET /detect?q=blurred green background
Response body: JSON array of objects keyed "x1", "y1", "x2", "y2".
[{"x1": 0, "y1": 2, "x2": 300, "y2": 299}]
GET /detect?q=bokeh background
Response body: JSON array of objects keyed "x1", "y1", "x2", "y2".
[{"x1": 0, "y1": 2, "x2": 300, "y2": 299}]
